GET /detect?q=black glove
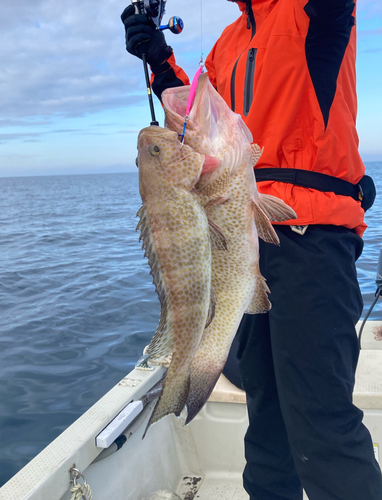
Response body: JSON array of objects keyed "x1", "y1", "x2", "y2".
[{"x1": 121, "y1": 5, "x2": 173, "y2": 68}]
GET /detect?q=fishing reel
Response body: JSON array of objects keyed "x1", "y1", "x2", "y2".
[{"x1": 132, "y1": 0, "x2": 184, "y2": 34}]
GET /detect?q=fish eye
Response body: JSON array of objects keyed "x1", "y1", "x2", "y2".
[{"x1": 148, "y1": 145, "x2": 160, "y2": 156}]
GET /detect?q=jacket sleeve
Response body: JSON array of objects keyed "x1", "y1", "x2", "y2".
[
  {"x1": 151, "y1": 53, "x2": 190, "y2": 101},
  {"x1": 304, "y1": 0, "x2": 356, "y2": 29},
  {"x1": 304, "y1": 0, "x2": 357, "y2": 129}
]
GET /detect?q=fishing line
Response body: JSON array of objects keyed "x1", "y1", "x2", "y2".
[
  {"x1": 200, "y1": 0, "x2": 204, "y2": 67},
  {"x1": 179, "y1": 0, "x2": 205, "y2": 143}
]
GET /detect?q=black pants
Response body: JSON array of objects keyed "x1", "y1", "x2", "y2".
[{"x1": 235, "y1": 225, "x2": 382, "y2": 500}]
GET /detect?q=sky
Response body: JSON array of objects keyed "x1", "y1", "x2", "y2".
[{"x1": 0, "y1": 0, "x2": 381, "y2": 177}]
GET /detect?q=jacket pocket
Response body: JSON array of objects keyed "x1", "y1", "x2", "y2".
[{"x1": 243, "y1": 48, "x2": 257, "y2": 116}]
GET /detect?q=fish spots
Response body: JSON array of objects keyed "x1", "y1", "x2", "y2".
[
  {"x1": 137, "y1": 125, "x2": 215, "y2": 430},
  {"x1": 140, "y1": 74, "x2": 282, "y2": 427}
]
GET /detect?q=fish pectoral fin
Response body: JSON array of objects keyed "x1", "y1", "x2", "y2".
[
  {"x1": 146, "y1": 301, "x2": 173, "y2": 358},
  {"x1": 256, "y1": 193, "x2": 297, "y2": 222},
  {"x1": 251, "y1": 200, "x2": 280, "y2": 245},
  {"x1": 205, "y1": 287, "x2": 217, "y2": 329},
  {"x1": 208, "y1": 218, "x2": 228, "y2": 250},
  {"x1": 245, "y1": 275, "x2": 272, "y2": 314},
  {"x1": 251, "y1": 143, "x2": 264, "y2": 167}
]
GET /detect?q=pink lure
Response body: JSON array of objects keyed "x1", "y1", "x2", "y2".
[
  {"x1": 180, "y1": 66, "x2": 204, "y2": 143},
  {"x1": 186, "y1": 66, "x2": 204, "y2": 117}
]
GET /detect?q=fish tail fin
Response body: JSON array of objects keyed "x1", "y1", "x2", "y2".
[
  {"x1": 185, "y1": 364, "x2": 222, "y2": 425},
  {"x1": 143, "y1": 366, "x2": 190, "y2": 438}
]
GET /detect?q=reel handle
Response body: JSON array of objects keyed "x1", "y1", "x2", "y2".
[{"x1": 159, "y1": 16, "x2": 184, "y2": 34}]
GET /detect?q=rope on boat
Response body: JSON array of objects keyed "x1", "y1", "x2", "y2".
[
  {"x1": 69, "y1": 466, "x2": 93, "y2": 500},
  {"x1": 70, "y1": 482, "x2": 93, "y2": 500},
  {"x1": 143, "y1": 345, "x2": 172, "y2": 368}
]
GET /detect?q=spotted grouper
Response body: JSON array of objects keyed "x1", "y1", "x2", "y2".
[
  {"x1": 136, "y1": 125, "x2": 221, "y2": 434},
  {"x1": 162, "y1": 74, "x2": 297, "y2": 423}
]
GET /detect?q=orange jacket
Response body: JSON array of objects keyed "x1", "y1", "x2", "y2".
[{"x1": 154, "y1": 0, "x2": 366, "y2": 235}]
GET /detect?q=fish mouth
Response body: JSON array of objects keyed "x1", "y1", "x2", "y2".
[
  {"x1": 162, "y1": 87, "x2": 190, "y2": 122},
  {"x1": 162, "y1": 74, "x2": 210, "y2": 132}
]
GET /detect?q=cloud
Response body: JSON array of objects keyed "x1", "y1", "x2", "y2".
[
  {"x1": 0, "y1": 119, "x2": 50, "y2": 127},
  {"x1": 0, "y1": 132, "x2": 41, "y2": 141},
  {"x1": 0, "y1": 0, "x2": 379, "y2": 124},
  {"x1": 0, "y1": 0, "x2": 237, "y2": 122},
  {"x1": 0, "y1": 153, "x2": 40, "y2": 161},
  {"x1": 362, "y1": 47, "x2": 382, "y2": 53},
  {"x1": 359, "y1": 27, "x2": 382, "y2": 37},
  {"x1": 0, "y1": 128, "x2": 85, "y2": 143},
  {"x1": 0, "y1": 0, "x2": 150, "y2": 119}
]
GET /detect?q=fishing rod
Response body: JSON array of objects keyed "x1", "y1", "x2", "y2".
[
  {"x1": 358, "y1": 248, "x2": 382, "y2": 349},
  {"x1": 131, "y1": 0, "x2": 184, "y2": 126}
]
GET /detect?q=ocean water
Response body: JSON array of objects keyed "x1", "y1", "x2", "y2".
[{"x1": 0, "y1": 165, "x2": 381, "y2": 487}]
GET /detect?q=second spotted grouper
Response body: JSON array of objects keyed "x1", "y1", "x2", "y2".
[
  {"x1": 162, "y1": 75, "x2": 297, "y2": 423},
  {"x1": 136, "y1": 126, "x2": 219, "y2": 434}
]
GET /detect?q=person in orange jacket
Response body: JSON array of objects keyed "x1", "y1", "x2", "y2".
[{"x1": 122, "y1": 1, "x2": 382, "y2": 498}]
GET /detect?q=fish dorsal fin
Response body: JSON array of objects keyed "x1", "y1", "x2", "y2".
[
  {"x1": 148, "y1": 301, "x2": 173, "y2": 358},
  {"x1": 251, "y1": 200, "x2": 280, "y2": 245},
  {"x1": 257, "y1": 193, "x2": 297, "y2": 222},
  {"x1": 251, "y1": 143, "x2": 264, "y2": 167},
  {"x1": 136, "y1": 205, "x2": 173, "y2": 359},
  {"x1": 205, "y1": 287, "x2": 217, "y2": 329},
  {"x1": 246, "y1": 275, "x2": 271, "y2": 314},
  {"x1": 208, "y1": 218, "x2": 228, "y2": 251}
]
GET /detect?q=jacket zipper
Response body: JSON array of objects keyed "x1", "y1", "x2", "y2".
[
  {"x1": 243, "y1": 48, "x2": 257, "y2": 116},
  {"x1": 230, "y1": 2, "x2": 257, "y2": 112}
]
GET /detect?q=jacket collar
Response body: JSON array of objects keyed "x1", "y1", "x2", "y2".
[{"x1": 232, "y1": 0, "x2": 279, "y2": 15}]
